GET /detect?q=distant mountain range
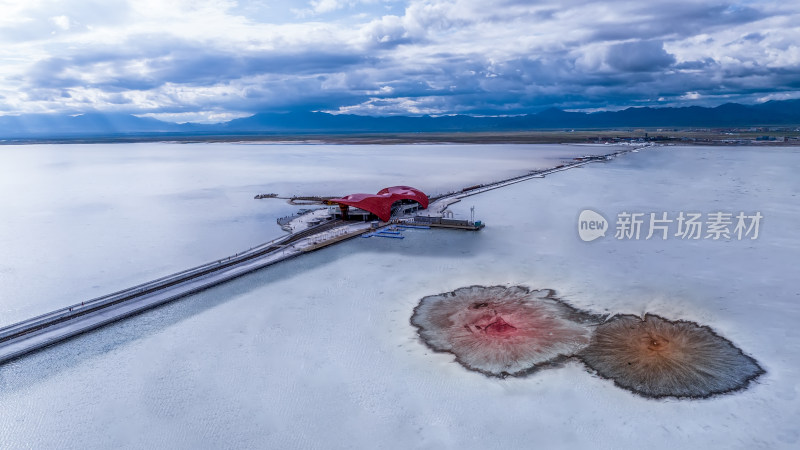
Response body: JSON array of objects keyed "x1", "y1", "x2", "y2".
[{"x1": 2, "y1": 100, "x2": 800, "y2": 139}]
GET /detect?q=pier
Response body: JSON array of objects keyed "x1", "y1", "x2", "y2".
[
  {"x1": 410, "y1": 216, "x2": 485, "y2": 230},
  {"x1": 0, "y1": 219, "x2": 367, "y2": 364},
  {"x1": 0, "y1": 147, "x2": 636, "y2": 364}
]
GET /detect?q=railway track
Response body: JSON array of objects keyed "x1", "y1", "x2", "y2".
[{"x1": 0, "y1": 219, "x2": 348, "y2": 362}]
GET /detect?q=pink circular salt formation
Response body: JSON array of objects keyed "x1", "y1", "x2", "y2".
[{"x1": 411, "y1": 285, "x2": 597, "y2": 377}]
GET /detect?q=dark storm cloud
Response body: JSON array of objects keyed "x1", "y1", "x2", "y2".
[
  {"x1": 4, "y1": 0, "x2": 799, "y2": 117},
  {"x1": 606, "y1": 41, "x2": 676, "y2": 72},
  {"x1": 674, "y1": 59, "x2": 717, "y2": 70},
  {"x1": 26, "y1": 35, "x2": 372, "y2": 92},
  {"x1": 587, "y1": 3, "x2": 768, "y2": 43},
  {"x1": 741, "y1": 32, "x2": 766, "y2": 42}
]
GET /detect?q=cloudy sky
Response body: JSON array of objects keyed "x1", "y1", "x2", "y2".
[{"x1": 1, "y1": 0, "x2": 799, "y2": 122}]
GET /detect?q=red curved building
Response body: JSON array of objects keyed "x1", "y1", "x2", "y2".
[{"x1": 328, "y1": 186, "x2": 429, "y2": 222}]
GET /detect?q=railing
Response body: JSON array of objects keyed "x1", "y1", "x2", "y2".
[
  {"x1": 412, "y1": 216, "x2": 475, "y2": 227},
  {"x1": 0, "y1": 231, "x2": 299, "y2": 343}
]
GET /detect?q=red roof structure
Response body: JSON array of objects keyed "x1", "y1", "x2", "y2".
[{"x1": 328, "y1": 186, "x2": 429, "y2": 221}]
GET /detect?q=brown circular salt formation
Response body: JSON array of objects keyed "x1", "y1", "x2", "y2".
[
  {"x1": 410, "y1": 285, "x2": 597, "y2": 377},
  {"x1": 579, "y1": 314, "x2": 764, "y2": 399}
]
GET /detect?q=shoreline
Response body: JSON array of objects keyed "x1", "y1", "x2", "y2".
[{"x1": 2, "y1": 130, "x2": 800, "y2": 146}]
